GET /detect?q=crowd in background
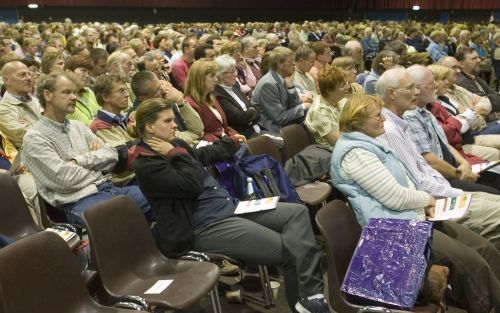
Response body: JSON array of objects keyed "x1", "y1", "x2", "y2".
[{"x1": 1, "y1": 17, "x2": 500, "y2": 313}]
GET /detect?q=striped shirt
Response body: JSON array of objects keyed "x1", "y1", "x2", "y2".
[
  {"x1": 379, "y1": 107, "x2": 463, "y2": 198},
  {"x1": 340, "y1": 147, "x2": 429, "y2": 220},
  {"x1": 21, "y1": 116, "x2": 117, "y2": 207}
]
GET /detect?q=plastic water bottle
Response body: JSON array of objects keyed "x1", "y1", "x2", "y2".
[{"x1": 247, "y1": 177, "x2": 257, "y2": 200}]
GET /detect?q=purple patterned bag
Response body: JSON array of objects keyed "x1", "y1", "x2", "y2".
[{"x1": 341, "y1": 218, "x2": 433, "y2": 310}]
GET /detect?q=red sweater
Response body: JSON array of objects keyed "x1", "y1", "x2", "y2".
[{"x1": 427, "y1": 102, "x2": 485, "y2": 165}]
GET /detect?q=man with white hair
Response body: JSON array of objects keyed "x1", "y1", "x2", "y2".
[
  {"x1": 107, "y1": 50, "x2": 136, "y2": 108},
  {"x1": 403, "y1": 65, "x2": 500, "y2": 192},
  {"x1": 376, "y1": 67, "x2": 500, "y2": 313},
  {"x1": 457, "y1": 29, "x2": 471, "y2": 50},
  {"x1": 343, "y1": 40, "x2": 363, "y2": 69},
  {"x1": 241, "y1": 36, "x2": 262, "y2": 81}
]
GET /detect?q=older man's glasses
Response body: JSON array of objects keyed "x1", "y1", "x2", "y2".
[{"x1": 395, "y1": 84, "x2": 417, "y2": 94}]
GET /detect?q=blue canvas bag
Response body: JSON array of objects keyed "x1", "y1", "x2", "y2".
[{"x1": 215, "y1": 154, "x2": 300, "y2": 203}]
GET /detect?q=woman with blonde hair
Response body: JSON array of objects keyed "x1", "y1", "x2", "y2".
[
  {"x1": 331, "y1": 94, "x2": 500, "y2": 313},
  {"x1": 331, "y1": 56, "x2": 364, "y2": 107},
  {"x1": 184, "y1": 59, "x2": 244, "y2": 142},
  {"x1": 427, "y1": 64, "x2": 500, "y2": 161}
]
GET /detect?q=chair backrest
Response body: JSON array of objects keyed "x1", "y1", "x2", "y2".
[
  {"x1": 0, "y1": 173, "x2": 41, "y2": 240},
  {"x1": 82, "y1": 195, "x2": 167, "y2": 297},
  {"x1": 0, "y1": 231, "x2": 95, "y2": 313},
  {"x1": 246, "y1": 135, "x2": 284, "y2": 165},
  {"x1": 315, "y1": 200, "x2": 362, "y2": 313},
  {"x1": 280, "y1": 124, "x2": 314, "y2": 160}
]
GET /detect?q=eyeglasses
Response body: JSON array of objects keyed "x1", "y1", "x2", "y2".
[
  {"x1": 395, "y1": 84, "x2": 417, "y2": 94},
  {"x1": 113, "y1": 88, "x2": 129, "y2": 95},
  {"x1": 367, "y1": 112, "x2": 384, "y2": 121},
  {"x1": 222, "y1": 70, "x2": 237, "y2": 76}
]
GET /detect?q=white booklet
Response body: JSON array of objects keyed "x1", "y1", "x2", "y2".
[
  {"x1": 428, "y1": 193, "x2": 472, "y2": 221},
  {"x1": 234, "y1": 196, "x2": 279, "y2": 215},
  {"x1": 471, "y1": 160, "x2": 500, "y2": 174}
]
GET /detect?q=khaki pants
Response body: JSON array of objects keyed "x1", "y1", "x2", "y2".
[
  {"x1": 13, "y1": 173, "x2": 41, "y2": 227},
  {"x1": 463, "y1": 142, "x2": 499, "y2": 161},
  {"x1": 454, "y1": 191, "x2": 500, "y2": 252}
]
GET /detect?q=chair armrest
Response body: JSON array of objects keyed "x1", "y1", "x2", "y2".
[
  {"x1": 180, "y1": 250, "x2": 211, "y2": 262},
  {"x1": 358, "y1": 307, "x2": 393, "y2": 313},
  {"x1": 51, "y1": 223, "x2": 83, "y2": 239},
  {"x1": 113, "y1": 295, "x2": 152, "y2": 311}
]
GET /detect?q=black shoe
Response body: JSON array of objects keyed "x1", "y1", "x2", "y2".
[{"x1": 295, "y1": 295, "x2": 330, "y2": 313}]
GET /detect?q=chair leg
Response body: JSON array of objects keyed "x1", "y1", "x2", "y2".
[
  {"x1": 258, "y1": 265, "x2": 275, "y2": 307},
  {"x1": 209, "y1": 285, "x2": 222, "y2": 313}
]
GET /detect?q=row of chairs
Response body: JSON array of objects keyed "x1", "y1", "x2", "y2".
[
  {"x1": 0, "y1": 174, "x2": 221, "y2": 313},
  {"x1": 0, "y1": 190, "x2": 443, "y2": 313}
]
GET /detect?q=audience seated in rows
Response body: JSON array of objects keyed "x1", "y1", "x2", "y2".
[{"x1": 331, "y1": 94, "x2": 500, "y2": 313}]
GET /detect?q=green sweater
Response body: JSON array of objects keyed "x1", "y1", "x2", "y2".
[{"x1": 67, "y1": 87, "x2": 100, "y2": 126}]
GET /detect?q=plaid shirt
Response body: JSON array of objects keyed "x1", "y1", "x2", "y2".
[
  {"x1": 379, "y1": 108, "x2": 463, "y2": 198},
  {"x1": 21, "y1": 116, "x2": 117, "y2": 207},
  {"x1": 403, "y1": 106, "x2": 451, "y2": 160}
]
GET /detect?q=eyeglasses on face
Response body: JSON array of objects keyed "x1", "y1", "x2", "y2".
[{"x1": 395, "y1": 84, "x2": 417, "y2": 94}]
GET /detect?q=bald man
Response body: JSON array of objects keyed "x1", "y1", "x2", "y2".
[
  {"x1": 0, "y1": 61, "x2": 41, "y2": 150},
  {"x1": 0, "y1": 61, "x2": 42, "y2": 227}
]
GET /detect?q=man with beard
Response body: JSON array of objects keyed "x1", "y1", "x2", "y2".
[{"x1": 107, "y1": 50, "x2": 136, "y2": 109}]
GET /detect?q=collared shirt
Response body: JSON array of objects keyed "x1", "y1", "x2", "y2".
[
  {"x1": 0, "y1": 91, "x2": 41, "y2": 149},
  {"x1": 379, "y1": 108, "x2": 463, "y2": 197},
  {"x1": 363, "y1": 69, "x2": 380, "y2": 95},
  {"x1": 446, "y1": 84, "x2": 492, "y2": 114},
  {"x1": 293, "y1": 70, "x2": 318, "y2": 97},
  {"x1": 21, "y1": 116, "x2": 118, "y2": 207},
  {"x1": 305, "y1": 96, "x2": 340, "y2": 150},
  {"x1": 403, "y1": 106, "x2": 451, "y2": 160},
  {"x1": 426, "y1": 40, "x2": 448, "y2": 63},
  {"x1": 100, "y1": 109, "x2": 128, "y2": 130}
]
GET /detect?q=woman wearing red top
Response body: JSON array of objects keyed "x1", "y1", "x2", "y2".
[{"x1": 184, "y1": 60, "x2": 245, "y2": 143}]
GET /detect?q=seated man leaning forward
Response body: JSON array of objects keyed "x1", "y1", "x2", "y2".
[
  {"x1": 132, "y1": 98, "x2": 329, "y2": 313},
  {"x1": 21, "y1": 71, "x2": 154, "y2": 225}
]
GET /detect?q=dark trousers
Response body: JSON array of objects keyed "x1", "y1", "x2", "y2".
[
  {"x1": 448, "y1": 178, "x2": 500, "y2": 195},
  {"x1": 433, "y1": 221, "x2": 500, "y2": 313},
  {"x1": 193, "y1": 203, "x2": 324, "y2": 311}
]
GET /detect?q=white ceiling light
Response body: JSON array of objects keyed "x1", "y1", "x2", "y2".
[
  {"x1": 412, "y1": 5, "x2": 420, "y2": 11},
  {"x1": 28, "y1": 3, "x2": 39, "y2": 9}
]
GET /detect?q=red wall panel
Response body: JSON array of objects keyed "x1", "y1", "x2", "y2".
[{"x1": 1, "y1": 0, "x2": 499, "y2": 9}]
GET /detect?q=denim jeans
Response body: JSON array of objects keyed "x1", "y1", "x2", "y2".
[{"x1": 64, "y1": 181, "x2": 154, "y2": 225}]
